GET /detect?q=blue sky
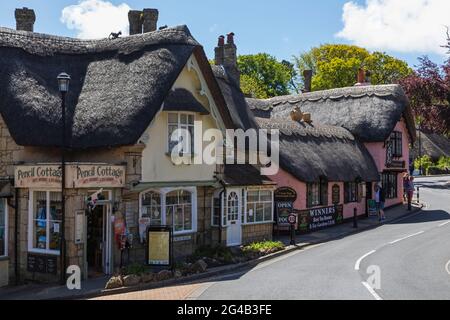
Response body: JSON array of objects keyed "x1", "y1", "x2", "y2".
[{"x1": 1, "y1": 0, "x2": 448, "y2": 68}]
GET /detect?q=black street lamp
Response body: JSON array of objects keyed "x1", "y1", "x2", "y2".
[{"x1": 57, "y1": 72, "x2": 70, "y2": 285}]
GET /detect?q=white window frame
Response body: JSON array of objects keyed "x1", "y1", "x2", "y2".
[
  {"x1": 243, "y1": 188, "x2": 274, "y2": 225},
  {"x1": 0, "y1": 199, "x2": 8, "y2": 257},
  {"x1": 28, "y1": 189, "x2": 61, "y2": 256},
  {"x1": 167, "y1": 112, "x2": 196, "y2": 155},
  {"x1": 139, "y1": 187, "x2": 197, "y2": 235},
  {"x1": 139, "y1": 189, "x2": 163, "y2": 226},
  {"x1": 211, "y1": 191, "x2": 224, "y2": 227}
]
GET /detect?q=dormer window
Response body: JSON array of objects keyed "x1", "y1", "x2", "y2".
[{"x1": 168, "y1": 112, "x2": 195, "y2": 155}]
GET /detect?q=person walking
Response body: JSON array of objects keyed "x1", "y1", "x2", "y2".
[
  {"x1": 406, "y1": 176, "x2": 415, "y2": 211},
  {"x1": 374, "y1": 183, "x2": 386, "y2": 222},
  {"x1": 402, "y1": 173, "x2": 410, "y2": 204}
]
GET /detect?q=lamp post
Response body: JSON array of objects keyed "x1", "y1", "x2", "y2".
[{"x1": 57, "y1": 72, "x2": 70, "y2": 285}]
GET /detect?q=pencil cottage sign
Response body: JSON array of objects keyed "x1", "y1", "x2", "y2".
[
  {"x1": 15, "y1": 164, "x2": 126, "y2": 188},
  {"x1": 67, "y1": 165, "x2": 126, "y2": 188},
  {"x1": 15, "y1": 165, "x2": 62, "y2": 188}
]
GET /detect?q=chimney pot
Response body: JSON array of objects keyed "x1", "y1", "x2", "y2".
[
  {"x1": 15, "y1": 7, "x2": 36, "y2": 32},
  {"x1": 143, "y1": 8, "x2": 159, "y2": 33},
  {"x1": 226, "y1": 32, "x2": 235, "y2": 44},
  {"x1": 218, "y1": 35, "x2": 225, "y2": 47}
]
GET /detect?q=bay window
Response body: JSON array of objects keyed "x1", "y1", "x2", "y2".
[
  {"x1": 29, "y1": 191, "x2": 62, "y2": 254},
  {"x1": 168, "y1": 112, "x2": 195, "y2": 155},
  {"x1": 166, "y1": 190, "x2": 192, "y2": 233},
  {"x1": 246, "y1": 190, "x2": 273, "y2": 224},
  {"x1": 141, "y1": 191, "x2": 162, "y2": 225},
  {"x1": 140, "y1": 188, "x2": 196, "y2": 234},
  {"x1": 0, "y1": 200, "x2": 7, "y2": 257}
]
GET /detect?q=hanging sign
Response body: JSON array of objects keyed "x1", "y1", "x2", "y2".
[
  {"x1": 68, "y1": 165, "x2": 126, "y2": 188},
  {"x1": 15, "y1": 165, "x2": 62, "y2": 188},
  {"x1": 275, "y1": 187, "x2": 297, "y2": 227},
  {"x1": 332, "y1": 184, "x2": 340, "y2": 205}
]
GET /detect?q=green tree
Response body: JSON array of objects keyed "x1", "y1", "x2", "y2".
[
  {"x1": 238, "y1": 53, "x2": 298, "y2": 98},
  {"x1": 293, "y1": 44, "x2": 412, "y2": 91}
]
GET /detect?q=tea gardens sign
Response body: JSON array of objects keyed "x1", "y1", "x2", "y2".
[{"x1": 15, "y1": 164, "x2": 126, "y2": 188}]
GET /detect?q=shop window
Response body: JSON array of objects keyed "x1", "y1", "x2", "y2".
[
  {"x1": 166, "y1": 190, "x2": 193, "y2": 233},
  {"x1": 307, "y1": 180, "x2": 328, "y2": 208},
  {"x1": 344, "y1": 182, "x2": 358, "y2": 203},
  {"x1": 29, "y1": 191, "x2": 62, "y2": 254},
  {"x1": 246, "y1": 190, "x2": 273, "y2": 224},
  {"x1": 0, "y1": 200, "x2": 7, "y2": 257},
  {"x1": 168, "y1": 112, "x2": 195, "y2": 155},
  {"x1": 141, "y1": 191, "x2": 162, "y2": 225},
  {"x1": 382, "y1": 172, "x2": 398, "y2": 199}
]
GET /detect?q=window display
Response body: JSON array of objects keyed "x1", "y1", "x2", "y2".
[{"x1": 30, "y1": 191, "x2": 61, "y2": 253}]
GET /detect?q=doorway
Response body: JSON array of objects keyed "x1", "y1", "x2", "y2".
[
  {"x1": 87, "y1": 205, "x2": 105, "y2": 278},
  {"x1": 226, "y1": 189, "x2": 242, "y2": 247}
]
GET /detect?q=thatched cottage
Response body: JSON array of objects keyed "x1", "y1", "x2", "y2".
[{"x1": 0, "y1": 8, "x2": 275, "y2": 286}]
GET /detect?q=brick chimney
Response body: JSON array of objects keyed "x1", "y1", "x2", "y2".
[
  {"x1": 128, "y1": 10, "x2": 143, "y2": 35},
  {"x1": 214, "y1": 35, "x2": 225, "y2": 66},
  {"x1": 355, "y1": 68, "x2": 371, "y2": 86},
  {"x1": 15, "y1": 7, "x2": 35, "y2": 32},
  {"x1": 143, "y1": 9, "x2": 159, "y2": 33},
  {"x1": 303, "y1": 70, "x2": 313, "y2": 93},
  {"x1": 215, "y1": 32, "x2": 240, "y2": 86}
]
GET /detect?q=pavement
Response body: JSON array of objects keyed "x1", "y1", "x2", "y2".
[
  {"x1": 195, "y1": 175, "x2": 450, "y2": 300},
  {"x1": 1, "y1": 176, "x2": 443, "y2": 300}
]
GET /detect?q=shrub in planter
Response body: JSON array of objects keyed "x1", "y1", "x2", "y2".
[{"x1": 242, "y1": 241, "x2": 285, "y2": 257}]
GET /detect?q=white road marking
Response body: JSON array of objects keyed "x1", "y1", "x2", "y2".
[
  {"x1": 355, "y1": 250, "x2": 376, "y2": 271},
  {"x1": 446, "y1": 260, "x2": 450, "y2": 276},
  {"x1": 361, "y1": 281, "x2": 383, "y2": 301},
  {"x1": 439, "y1": 221, "x2": 450, "y2": 227},
  {"x1": 388, "y1": 231, "x2": 424, "y2": 245}
]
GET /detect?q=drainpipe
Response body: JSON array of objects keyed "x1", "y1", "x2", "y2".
[
  {"x1": 14, "y1": 187, "x2": 19, "y2": 285},
  {"x1": 218, "y1": 180, "x2": 227, "y2": 246}
]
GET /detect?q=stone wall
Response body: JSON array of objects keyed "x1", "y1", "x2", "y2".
[{"x1": 242, "y1": 223, "x2": 273, "y2": 245}]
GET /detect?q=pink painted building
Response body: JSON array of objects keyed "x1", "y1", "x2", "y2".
[{"x1": 247, "y1": 84, "x2": 416, "y2": 231}]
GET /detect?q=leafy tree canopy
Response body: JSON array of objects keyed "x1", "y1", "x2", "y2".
[
  {"x1": 238, "y1": 53, "x2": 298, "y2": 99},
  {"x1": 293, "y1": 44, "x2": 412, "y2": 91},
  {"x1": 400, "y1": 56, "x2": 450, "y2": 136}
]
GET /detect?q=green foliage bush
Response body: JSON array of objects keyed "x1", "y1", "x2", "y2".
[{"x1": 242, "y1": 241, "x2": 285, "y2": 255}]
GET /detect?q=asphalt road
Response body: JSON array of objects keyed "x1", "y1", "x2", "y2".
[{"x1": 197, "y1": 176, "x2": 450, "y2": 300}]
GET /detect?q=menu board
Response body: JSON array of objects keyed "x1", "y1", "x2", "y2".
[
  {"x1": 27, "y1": 254, "x2": 57, "y2": 274},
  {"x1": 146, "y1": 227, "x2": 172, "y2": 267}
]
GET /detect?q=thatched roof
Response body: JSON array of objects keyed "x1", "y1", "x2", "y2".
[
  {"x1": 223, "y1": 164, "x2": 276, "y2": 186},
  {"x1": 0, "y1": 26, "x2": 232, "y2": 149},
  {"x1": 412, "y1": 131, "x2": 450, "y2": 161},
  {"x1": 163, "y1": 88, "x2": 209, "y2": 114},
  {"x1": 247, "y1": 85, "x2": 416, "y2": 143},
  {"x1": 212, "y1": 65, "x2": 258, "y2": 130},
  {"x1": 256, "y1": 117, "x2": 380, "y2": 182}
]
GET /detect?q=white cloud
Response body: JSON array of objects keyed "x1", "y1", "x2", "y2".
[
  {"x1": 61, "y1": 0, "x2": 131, "y2": 39},
  {"x1": 337, "y1": 0, "x2": 450, "y2": 55}
]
